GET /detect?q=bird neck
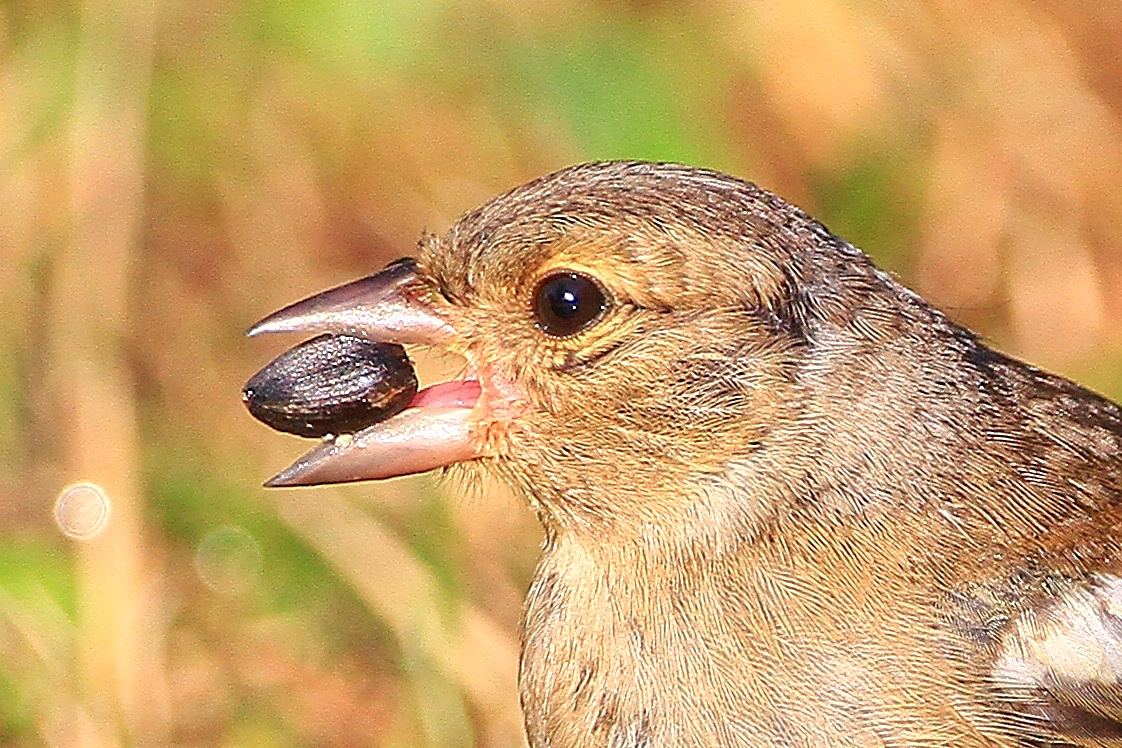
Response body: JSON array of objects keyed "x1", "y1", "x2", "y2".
[{"x1": 518, "y1": 509, "x2": 948, "y2": 747}]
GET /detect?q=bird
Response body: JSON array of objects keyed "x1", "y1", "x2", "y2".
[{"x1": 248, "y1": 161, "x2": 1122, "y2": 747}]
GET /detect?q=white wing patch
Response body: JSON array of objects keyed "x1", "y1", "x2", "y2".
[
  {"x1": 996, "y1": 575, "x2": 1122, "y2": 685},
  {"x1": 991, "y1": 574, "x2": 1122, "y2": 743}
]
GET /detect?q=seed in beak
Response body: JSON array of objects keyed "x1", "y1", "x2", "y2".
[{"x1": 243, "y1": 334, "x2": 418, "y2": 438}]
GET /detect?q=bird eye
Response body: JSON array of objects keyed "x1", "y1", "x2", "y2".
[{"x1": 532, "y1": 271, "x2": 609, "y2": 338}]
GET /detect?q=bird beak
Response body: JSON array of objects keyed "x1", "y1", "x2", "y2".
[
  {"x1": 247, "y1": 257, "x2": 456, "y2": 346},
  {"x1": 247, "y1": 258, "x2": 485, "y2": 487}
]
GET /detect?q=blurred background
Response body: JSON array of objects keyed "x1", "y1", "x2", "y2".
[{"x1": 2, "y1": 0, "x2": 1121, "y2": 745}]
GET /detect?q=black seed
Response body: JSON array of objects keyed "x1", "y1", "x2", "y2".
[{"x1": 243, "y1": 334, "x2": 418, "y2": 438}]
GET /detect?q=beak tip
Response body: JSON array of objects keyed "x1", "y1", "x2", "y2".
[
  {"x1": 246, "y1": 313, "x2": 297, "y2": 338},
  {"x1": 263, "y1": 470, "x2": 306, "y2": 488},
  {"x1": 263, "y1": 446, "x2": 337, "y2": 488}
]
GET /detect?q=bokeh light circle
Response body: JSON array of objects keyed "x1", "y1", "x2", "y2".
[
  {"x1": 53, "y1": 483, "x2": 112, "y2": 540},
  {"x1": 194, "y1": 525, "x2": 263, "y2": 597}
]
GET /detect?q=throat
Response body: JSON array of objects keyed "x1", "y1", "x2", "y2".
[{"x1": 518, "y1": 533, "x2": 740, "y2": 748}]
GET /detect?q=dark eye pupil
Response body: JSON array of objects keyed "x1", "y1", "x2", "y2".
[{"x1": 533, "y1": 272, "x2": 608, "y2": 337}]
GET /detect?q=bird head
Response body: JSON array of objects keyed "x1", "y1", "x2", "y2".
[{"x1": 250, "y1": 162, "x2": 907, "y2": 541}]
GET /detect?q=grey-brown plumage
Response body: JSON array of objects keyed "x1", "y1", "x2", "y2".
[{"x1": 250, "y1": 162, "x2": 1122, "y2": 747}]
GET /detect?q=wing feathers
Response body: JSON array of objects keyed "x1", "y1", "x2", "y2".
[{"x1": 993, "y1": 575, "x2": 1122, "y2": 745}]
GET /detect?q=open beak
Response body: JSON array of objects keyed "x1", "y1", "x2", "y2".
[{"x1": 247, "y1": 258, "x2": 485, "y2": 487}]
